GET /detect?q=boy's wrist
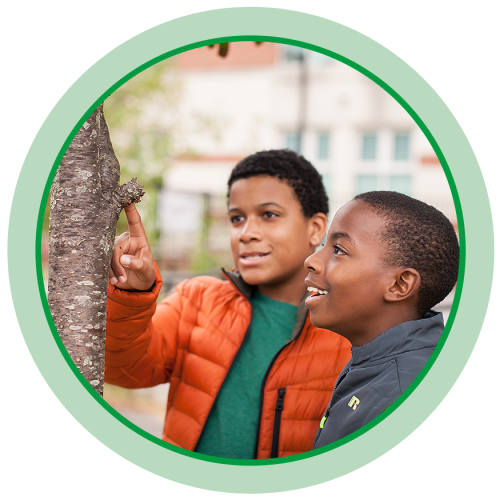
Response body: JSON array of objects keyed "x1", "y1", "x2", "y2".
[
  {"x1": 108, "y1": 262, "x2": 163, "y2": 306},
  {"x1": 129, "y1": 281, "x2": 156, "y2": 293},
  {"x1": 110, "y1": 279, "x2": 157, "y2": 295}
]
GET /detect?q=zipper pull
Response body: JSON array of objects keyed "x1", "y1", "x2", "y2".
[
  {"x1": 271, "y1": 388, "x2": 287, "y2": 459},
  {"x1": 320, "y1": 409, "x2": 330, "y2": 429},
  {"x1": 276, "y1": 387, "x2": 286, "y2": 411}
]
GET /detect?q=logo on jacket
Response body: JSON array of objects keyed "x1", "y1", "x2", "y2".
[{"x1": 348, "y1": 396, "x2": 360, "y2": 410}]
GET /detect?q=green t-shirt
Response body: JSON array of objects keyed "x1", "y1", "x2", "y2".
[{"x1": 195, "y1": 291, "x2": 298, "y2": 459}]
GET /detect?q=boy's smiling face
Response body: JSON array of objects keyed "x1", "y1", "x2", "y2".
[
  {"x1": 228, "y1": 175, "x2": 326, "y2": 304},
  {"x1": 305, "y1": 200, "x2": 412, "y2": 343}
]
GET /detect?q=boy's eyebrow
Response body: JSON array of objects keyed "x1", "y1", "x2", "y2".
[
  {"x1": 258, "y1": 202, "x2": 285, "y2": 210},
  {"x1": 228, "y1": 202, "x2": 285, "y2": 215},
  {"x1": 330, "y1": 232, "x2": 355, "y2": 246}
]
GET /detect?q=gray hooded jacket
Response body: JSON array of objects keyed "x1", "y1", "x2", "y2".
[{"x1": 313, "y1": 311, "x2": 443, "y2": 448}]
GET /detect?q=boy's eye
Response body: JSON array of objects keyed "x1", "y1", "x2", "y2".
[
  {"x1": 230, "y1": 215, "x2": 244, "y2": 224},
  {"x1": 263, "y1": 211, "x2": 278, "y2": 219},
  {"x1": 333, "y1": 245, "x2": 347, "y2": 255}
]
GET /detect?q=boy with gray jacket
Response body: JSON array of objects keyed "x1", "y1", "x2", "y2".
[{"x1": 303, "y1": 191, "x2": 459, "y2": 447}]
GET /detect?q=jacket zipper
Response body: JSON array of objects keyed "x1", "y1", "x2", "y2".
[
  {"x1": 270, "y1": 388, "x2": 287, "y2": 458},
  {"x1": 318, "y1": 362, "x2": 352, "y2": 432}
]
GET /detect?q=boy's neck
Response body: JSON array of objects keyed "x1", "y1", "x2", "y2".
[
  {"x1": 257, "y1": 272, "x2": 308, "y2": 306},
  {"x1": 347, "y1": 308, "x2": 419, "y2": 347}
]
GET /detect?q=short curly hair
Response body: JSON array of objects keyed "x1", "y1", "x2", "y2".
[
  {"x1": 354, "y1": 191, "x2": 459, "y2": 318},
  {"x1": 227, "y1": 149, "x2": 329, "y2": 218}
]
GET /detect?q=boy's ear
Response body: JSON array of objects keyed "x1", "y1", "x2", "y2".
[
  {"x1": 308, "y1": 213, "x2": 329, "y2": 247},
  {"x1": 384, "y1": 268, "x2": 421, "y2": 303}
]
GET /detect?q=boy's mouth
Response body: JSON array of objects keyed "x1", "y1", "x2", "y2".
[
  {"x1": 305, "y1": 287, "x2": 329, "y2": 308},
  {"x1": 239, "y1": 252, "x2": 271, "y2": 266},
  {"x1": 307, "y1": 286, "x2": 329, "y2": 297}
]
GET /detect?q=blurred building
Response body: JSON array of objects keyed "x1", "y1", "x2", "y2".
[{"x1": 158, "y1": 42, "x2": 456, "y2": 272}]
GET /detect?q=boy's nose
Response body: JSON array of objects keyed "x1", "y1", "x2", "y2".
[
  {"x1": 239, "y1": 218, "x2": 262, "y2": 242},
  {"x1": 304, "y1": 251, "x2": 322, "y2": 273}
]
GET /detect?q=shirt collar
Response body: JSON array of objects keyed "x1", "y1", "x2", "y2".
[{"x1": 351, "y1": 311, "x2": 444, "y2": 366}]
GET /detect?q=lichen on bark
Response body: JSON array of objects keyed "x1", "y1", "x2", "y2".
[{"x1": 48, "y1": 104, "x2": 145, "y2": 397}]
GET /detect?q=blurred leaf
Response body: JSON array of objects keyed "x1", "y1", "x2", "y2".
[
  {"x1": 218, "y1": 43, "x2": 229, "y2": 57},
  {"x1": 208, "y1": 42, "x2": 263, "y2": 57}
]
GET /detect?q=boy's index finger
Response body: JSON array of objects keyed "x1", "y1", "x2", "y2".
[{"x1": 124, "y1": 203, "x2": 147, "y2": 238}]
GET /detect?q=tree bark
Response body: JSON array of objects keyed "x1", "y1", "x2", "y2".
[{"x1": 48, "y1": 105, "x2": 144, "y2": 397}]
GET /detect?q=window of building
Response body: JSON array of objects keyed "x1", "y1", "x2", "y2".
[
  {"x1": 282, "y1": 45, "x2": 304, "y2": 63},
  {"x1": 356, "y1": 174, "x2": 413, "y2": 195},
  {"x1": 389, "y1": 175, "x2": 412, "y2": 195},
  {"x1": 285, "y1": 132, "x2": 302, "y2": 153},
  {"x1": 309, "y1": 50, "x2": 332, "y2": 65},
  {"x1": 356, "y1": 174, "x2": 378, "y2": 194},
  {"x1": 394, "y1": 133, "x2": 410, "y2": 160},
  {"x1": 318, "y1": 132, "x2": 330, "y2": 160},
  {"x1": 321, "y1": 172, "x2": 332, "y2": 200},
  {"x1": 362, "y1": 133, "x2": 377, "y2": 160}
]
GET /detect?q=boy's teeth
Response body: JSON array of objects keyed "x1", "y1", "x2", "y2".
[
  {"x1": 307, "y1": 286, "x2": 328, "y2": 295},
  {"x1": 244, "y1": 255, "x2": 262, "y2": 260}
]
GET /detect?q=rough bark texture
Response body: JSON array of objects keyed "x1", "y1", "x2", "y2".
[{"x1": 48, "y1": 105, "x2": 145, "y2": 396}]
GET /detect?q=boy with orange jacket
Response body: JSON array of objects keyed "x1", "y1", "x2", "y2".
[{"x1": 105, "y1": 150, "x2": 351, "y2": 459}]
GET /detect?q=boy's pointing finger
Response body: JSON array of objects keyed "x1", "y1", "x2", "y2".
[{"x1": 124, "y1": 203, "x2": 147, "y2": 238}]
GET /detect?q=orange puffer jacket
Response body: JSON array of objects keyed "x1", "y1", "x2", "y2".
[{"x1": 105, "y1": 263, "x2": 352, "y2": 459}]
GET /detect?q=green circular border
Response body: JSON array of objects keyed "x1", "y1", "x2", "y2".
[{"x1": 8, "y1": 8, "x2": 493, "y2": 493}]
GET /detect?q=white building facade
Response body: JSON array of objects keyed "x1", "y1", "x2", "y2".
[{"x1": 159, "y1": 42, "x2": 456, "y2": 265}]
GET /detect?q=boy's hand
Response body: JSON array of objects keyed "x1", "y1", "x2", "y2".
[{"x1": 109, "y1": 204, "x2": 156, "y2": 291}]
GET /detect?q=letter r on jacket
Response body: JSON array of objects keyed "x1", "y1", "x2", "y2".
[{"x1": 348, "y1": 396, "x2": 360, "y2": 410}]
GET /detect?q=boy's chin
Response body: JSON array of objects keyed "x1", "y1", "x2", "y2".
[
  {"x1": 309, "y1": 310, "x2": 336, "y2": 332},
  {"x1": 308, "y1": 312, "x2": 327, "y2": 330},
  {"x1": 310, "y1": 314, "x2": 350, "y2": 341},
  {"x1": 237, "y1": 266, "x2": 275, "y2": 287},
  {"x1": 238, "y1": 266, "x2": 287, "y2": 286}
]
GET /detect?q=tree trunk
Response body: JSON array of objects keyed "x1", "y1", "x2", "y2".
[{"x1": 48, "y1": 105, "x2": 144, "y2": 397}]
